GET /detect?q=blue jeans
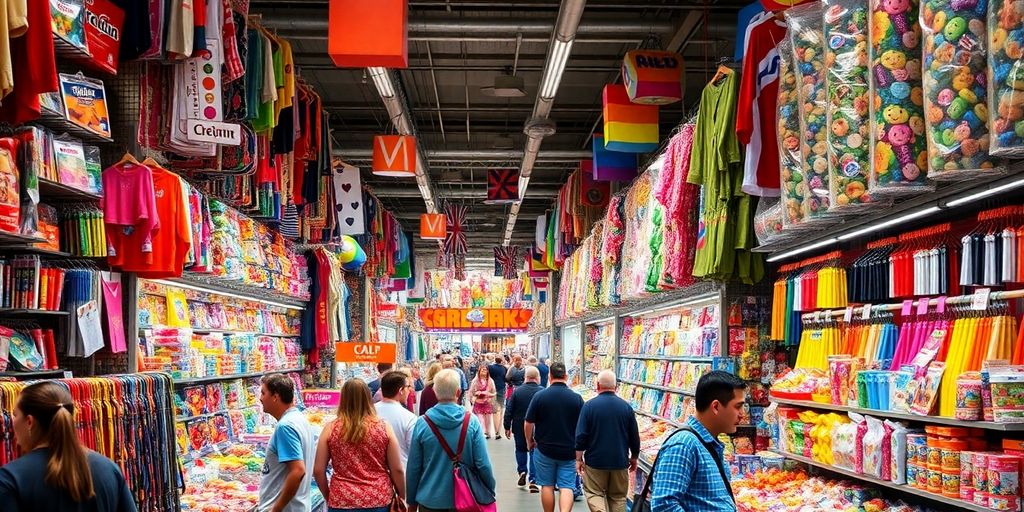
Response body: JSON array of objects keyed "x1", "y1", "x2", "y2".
[
  {"x1": 329, "y1": 508, "x2": 388, "y2": 512},
  {"x1": 533, "y1": 450, "x2": 577, "y2": 489},
  {"x1": 516, "y1": 449, "x2": 528, "y2": 475},
  {"x1": 529, "y1": 448, "x2": 537, "y2": 483}
]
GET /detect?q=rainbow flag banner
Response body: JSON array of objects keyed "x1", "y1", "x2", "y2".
[{"x1": 602, "y1": 84, "x2": 659, "y2": 153}]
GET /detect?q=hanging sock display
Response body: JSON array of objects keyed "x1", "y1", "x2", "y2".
[{"x1": 960, "y1": 206, "x2": 1024, "y2": 287}]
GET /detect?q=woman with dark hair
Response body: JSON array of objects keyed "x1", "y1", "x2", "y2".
[
  {"x1": 0, "y1": 381, "x2": 137, "y2": 511},
  {"x1": 313, "y1": 378, "x2": 406, "y2": 512}
]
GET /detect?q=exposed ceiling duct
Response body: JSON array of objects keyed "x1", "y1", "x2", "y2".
[
  {"x1": 371, "y1": 187, "x2": 560, "y2": 199},
  {"x1": 334, "y1": 148, "x2": 592, "y2": 161},
  {"x1": 501, "y1": 0, "x2": 586, "y2": 246}
]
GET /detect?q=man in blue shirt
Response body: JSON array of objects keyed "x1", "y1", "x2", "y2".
[
  {"x1": 488, "y1": 355, "x2": 509, "y2": 435},
  {"x1": 258, "y1": 374, "x2": 315, "y2": 512},
  {"x1": 504, "y1": 365, "x2": 545, "y2": 490},
  {"x1": 525, "y1": 362, "x2": 584, "y2": 512},
  {"x1": 649, "y1": 371, "x2": 746, "y2": 512},
  {"x1": 575, "y1": 370, "x2": 640, "y2": 512},
  {"x1": 538, "y1": 358, "x2": 550, "y2": 387}
]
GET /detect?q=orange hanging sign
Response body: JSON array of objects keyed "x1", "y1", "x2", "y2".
[
  {"x1": 372, "y1": 135, "x2": 417, "y2": 177},
  {"x1": 335, "y1": 342, "x2": 398, "y2": 363},
  {"x1": 328, "y1": 0, "x2": 408, "y2": 68},
  {"x1": 417, "y1": 308, "x2": 534, "y2": 332},
  {"x1": 420, "y1": 213, "x2": 447, "y2": 240}
]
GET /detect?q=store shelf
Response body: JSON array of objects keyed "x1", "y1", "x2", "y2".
[
  {"x1": 619, "y1": 354, "x2": 714, "y2": 362},
  {"x1": 0, "y1": 245, "x2": 71, "y2": 257},
  {"x1": 0, "y1": 369, "x2": 68, "y2": 379},
  {"x1": 191, "y1": 328, "x2": 299, "y2": 337},
  {"x1": 634, "y1": 408, "x2": 683, "y2": 427},
  {"x1": 556, "y1": 282, "x2": 722, "y2": 327},
  {"x1": 770, "y1": 397, "x2": 1024, "y2": 431},
  {"x1": 769, "y1": 449, "x2": 992, "y2": 512},
  {"x1": 37, "y1": 178, "x2": 103, "y2": 202},
  {"x1": 620, "y1": 378, "x2": 695, "y2": 396},
  {"x1": 154, "y1": 274, "x2": 308, "y2": 310},
  {"x1": 0, "y1": 231, "x2": 46, "y2": 246},
  {"x1": 36, "y1": 106, "x2": 114, "y2": 143},
  {"x1": 0, "y1": 308, "x2": 69, "y2": 316},
  {"x1": 173, "y1": 367, "x2": 304, "y2": 386}
]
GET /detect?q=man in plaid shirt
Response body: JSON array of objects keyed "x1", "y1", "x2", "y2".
[{"x1": 650, "y1": 371, "x2": 746, "y2": 512}]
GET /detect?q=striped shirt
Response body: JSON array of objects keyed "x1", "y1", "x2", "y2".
[{"x1": 650, "y1": 417, "x2": 735, "y2": 512}]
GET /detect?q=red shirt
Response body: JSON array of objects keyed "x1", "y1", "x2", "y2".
[
  {"x1": 326, "y1": 418, "x2": 393, "y2": 509},
  {"x1": 737, "y1": 17, "x2": 787, "y2": 196},
  {"x1": 0, "y1": 0, "x2": 57, "y2": 124},
  {"x1": 114, "y1": 168, "x2": 191, "y2": 278}
]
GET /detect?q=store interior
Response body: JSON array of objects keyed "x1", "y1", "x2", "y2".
[{"x1": 4, "y1": 0, "x2": 1024, "y2": 511}]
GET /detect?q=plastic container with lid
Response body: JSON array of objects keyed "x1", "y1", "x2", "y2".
[{"x1": 941, "y1": 439, "x2": 968, "y2": 471}]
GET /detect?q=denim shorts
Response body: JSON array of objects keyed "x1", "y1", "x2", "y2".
[{"x1": 532, "y1": 449, "x2": 577, "y2": 489}]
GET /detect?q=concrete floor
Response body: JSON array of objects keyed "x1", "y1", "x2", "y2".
[{"x1": 484, "y1": 435, "x2": 588, "y2": 512}]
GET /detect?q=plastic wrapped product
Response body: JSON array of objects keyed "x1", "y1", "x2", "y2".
[
  {"x1": 754, "y1": 197, "x2": 785, "y2": 245},
  {"x1": 922, "y1": 0, "x2": 1003, "y2": 178},
  {"x1": 862, "y1": 415, "x2": 887, "y2": 478},
  {"x1": 777, "y1": 37, "x2": 809, "y2": 230},
  {"x1": 988, "y1": 0, "x2": 1024, "y2": 156},
  {"x1": 824, "y1": 0, "x2": 875, "y2": 211},
  {"x1": 888, "y1": 421, "x2": 910, "y2": 483},
  {"x1": 787, "y1": 2, "x2": 832, "y2": 219},
  {"x1": 868, "y1": 0, "x2": 934, "y2": 195},
  {"x1": 832, "y1": 419, "x2": 860, "y2": 470}
]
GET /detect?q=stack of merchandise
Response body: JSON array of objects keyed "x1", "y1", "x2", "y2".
[
  {"x1": 584, "y1": 321, "x2": 615, "y2": 387},
  {"x1": 620, "y1": 303, "x2": 720, "y2": 357},
  {"x1": 733, "y1": 468, "x2": 933, "y2": 512}
]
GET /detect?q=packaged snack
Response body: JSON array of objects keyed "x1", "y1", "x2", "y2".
[
  {"x1": 862, "y1": 415, "x2": 886, "y2": 477},
  {"x1": 976, "y1": 452, "x2": 990, "y2": 507},
  {"x1": 754, "y1": 197, "x2": 785, "y2": 245},
  {"x1": 984, "y1": 360, "x2": 1011, "y2": 421},
  {"x1": 910, "y1": 361, "x2": 945, "y2": 415},
  {"x1": 786, "y1": 2, "x2": 832, "y2": 220},
  {"x1": 183, "y1": 385, "x2": 206, "y2": 417},
  {"x1": 888, "y1": 421, "x2": 909, "y2": 483},
  {"x1": 988, "y1": 0, "x2": 1024, "y2": 156},
  {"x1": 956, "y1": 371, "x2": 984, "y2": 420},
  {"x1": 824, "y1": 0, "x2": 875, "y2": 211},
  {"x1": 58, "y1": 72, "x2": 112, "y2": 139},
  {"x1": 867, "y1": 0, "x2": 933, "y2": 195},
  {"x1": 890, "y1": 369, "x2": 916, "y2": 412},
  {"x1": 990, "y1": 365, "x2": 1024, "y2": 422},
  {"x1": 962, "y1": 451, "x2": 976, "y2": 502},
  {"x1": 921, "y1": 0, "x2": 1002, "y2": 178},
  {"x1": 988, "y1": 454, "x2": 1021, "y2": 502},
  {"x1": 832, "y1": 420, "x2": 860, "y2": 470},
  {"x1": 777, "y1": 37, "x2": 809, "y2": 231}
]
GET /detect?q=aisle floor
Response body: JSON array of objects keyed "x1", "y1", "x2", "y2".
[{"x1": 485, "y1": 434, "x2": 549, "y2": 511}]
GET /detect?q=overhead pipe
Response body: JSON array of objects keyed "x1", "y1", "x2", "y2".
[
  {"x1": 259, "y1": 13, "x2": 670, "y2": 36},
  {"x1": 335, "y1": 148, "x2": 592, "y2": 160},
  {"x1": 370, "y1": 187, "x2": 560, "y2": 198}
]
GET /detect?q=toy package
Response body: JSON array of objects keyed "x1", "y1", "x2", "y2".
[
  {"x1": 868, "y1": 0, "x2": 933, "y2": 195},
  {"x1": 186, "y1": 417, "x2": 211, "y2": 454},
  {"x1": 51, "y1": 135, "x2": 89, "y2": 193},
  {"x1": 988, "y1": 0, "x2": 1024, "y2": 156},
  {"x1": 921, "y1": 0, "x2": 1002, "y2": 179},
  {"x1": 50, "y1": 0, "x2": 87, "y2": 50},
  {"x1": 183, "y1": 385, "x2": 206, "y2": 417},
  {"x1": 786, "y1": 2, "x2": 832, "y2": 220},
  {"x1": 824, "y1": 0, "x2": 876, "y2": 212},
  {"x1": 778, "y1": 37, "x2": 810, "y2": 231},
  {"x1": 59, "y1": 73, "x2": 111, "y2": 139}
]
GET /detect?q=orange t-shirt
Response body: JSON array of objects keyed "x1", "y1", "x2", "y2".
[{"x1": 114, "y1": 167, "x2": 191, "y2": 278}]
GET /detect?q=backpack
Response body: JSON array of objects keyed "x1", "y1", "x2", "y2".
[
  {"x1": 423, "y1": 412, "x2": 497, "y2": 512},
  {"x1": 632, "y1": 426, "x2": 734, "y2": 512}
]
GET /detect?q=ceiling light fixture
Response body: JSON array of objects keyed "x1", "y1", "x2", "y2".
[
  {"x1": 945, "y1": 177, "x2": 1024, "y2": 207},
  {"x1": 765, "y1": 238, "x2": 839, "y2": 263},
  {"x1": 540, "y1": 39, "x2": 574, "y2": 99},
  {"x1": 836, "y1": 206, "x2": 941, "y2": 241}
]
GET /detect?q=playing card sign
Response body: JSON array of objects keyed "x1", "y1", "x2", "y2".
[{"x1": 332, "y1": 160, "x2": 365, "y2": 235}]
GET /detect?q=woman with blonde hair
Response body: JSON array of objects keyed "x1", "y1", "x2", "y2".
[
  {"x1": 417, "y1": 362, "x2": 444, "y2": 416},
  {"x1": 313, "y1": 379, "x2": 405, "y2": 512},
  {"x1": 0, "y1": 381, "x2": 137, "y2": 511}
]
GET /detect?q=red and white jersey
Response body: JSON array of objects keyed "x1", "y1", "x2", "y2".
[{"x1": 737, "y1": 15, "x2": 787, "y2": 197}]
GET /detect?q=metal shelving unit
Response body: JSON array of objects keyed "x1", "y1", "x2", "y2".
[
  {"x1": 37, "y1": 177, "x2": 103, "y2": 202},
  {"x1": 0, "y1": 308, "x2": 70, "y2": 316},
  {"x1": 771, "y1": 397, "x2": 1024, "y2": 431},
  {"x1": 172, "y1": 367, "x2": 304, "y2": 386},
  {"x1": 619, "y1": 378, "x2": 695, "y2": 396}
]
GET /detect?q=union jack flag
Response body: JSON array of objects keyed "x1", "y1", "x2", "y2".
[
  {"x1": 494, "y1": 246, "x2": 520, "y2": 280},
  {"x1": 444, "y1": 203, "x2": 468, "y2": 255}
]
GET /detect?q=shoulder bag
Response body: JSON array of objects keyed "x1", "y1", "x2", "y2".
[
  {"x1": 423, "y1": 412, "x2": 497, "y2": 512},
  {"x1": 632, "y1": 426, "x2": 734, "y2": 512}
]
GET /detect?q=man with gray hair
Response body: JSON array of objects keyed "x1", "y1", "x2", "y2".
[
  {"x1": 505, "y1": 365, "x2": 545, "y2": 490},
  {"x1": 574, "y1": 370, "x2": 640, "y2": 512}
]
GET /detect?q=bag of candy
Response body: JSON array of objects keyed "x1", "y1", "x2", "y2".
[
  {"x1": 786, "y1": 2, "x2": 833, "y2": 221},
  {"x1": 921, "y1": 0, "x2": 1003, "y2": 179},
  {"x1": 868, "y1": 0, "x2": 934, "y2": 195},
  {"x1": 776, "y1": 36, "x2": 811, "y2": 231},
  {"x1": 987, "y1": 0, "x2": 1024, "y2": 156},
  {"x1": 825, "y1": 0, "x2": 878, "y2": 212},
  {"x1": 754, "y1": 197, "x2": 786, "y2": 245}
]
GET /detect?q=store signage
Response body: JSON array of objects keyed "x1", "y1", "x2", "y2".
[
  {"x1": 379, "y1": 302, "x2": 400, "y2": 321},
  {"x1": 84, "y1": 0, "x2": 125, "y2": 74},
  {"x1": 485, "y1": 169, "x2": 519, "y2": 204},
  {"x1": 592, "y1": 133, "x2": 637, "y2": 182},
  {"x1": 420, "y1": 213, "x2": 447, "y2": 240},
  {"x1": 621, "y1": 50, "x2": 683, "y2": 105},
  {"x1": 187, "y1": 120, "x2": 242, "y2": 145},
  {"x1": 335, "y1": 342, "x2": 397, "y2": 363},
  {"x1": 372, "y1": 135, "x2": 416, "y2": 177},
  {"x1": 302, "y1": 389, "x2": 341, "y2": 409},
  {"x1": 417, "y1": 308, "x2": 534, "y2": 332},
  {"x1": 328, "y1": 0, "x2": 408, "y2": 68},
  {"x1": 602, "y1": 83, "x2": 659, "y2": 153}
]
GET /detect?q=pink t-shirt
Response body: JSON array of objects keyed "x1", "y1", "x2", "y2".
[{"x1": 101, "y1": 162, "x2": 160, "y2": 253}]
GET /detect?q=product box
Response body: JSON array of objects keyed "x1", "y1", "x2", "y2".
[
  {"x1": 83, "y1": 0, "x2": 124, "y2": 73},
  {"x1": 51, "y1": 136, "x2": 89, "y2": 192},
  {"x1": 58, "y1": 73, "x2": 111, "y2": 139},
  {"x1": 51, "y1": 0, "x2": 88, "y2": 50}
]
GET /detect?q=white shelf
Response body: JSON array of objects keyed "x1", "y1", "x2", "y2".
[
  {"x1": 620, "y1": 378, "x2": 695, "y2": 396},
  {"x1": 771, "y1": 397, "x2": 1024, "y2": 432}
]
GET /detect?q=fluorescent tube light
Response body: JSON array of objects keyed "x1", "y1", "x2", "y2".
[
  {"x1": 148, "y1": 279, "x2": 304, "y2": 311},
  {"x1": 946, "y1": 177, "x2": 1024, "y2": 207},
  {"x1": 368, "y1": 67, "x2": 395, "y2": 98},
  {"x1": 765, "y1": 237, "x2": 839, "y2": 263},
  {"x1": 539, "y1": 39, "x2": 574, "y2": 99},
  {"x1": 836, "y1": 206, "x2": 941, "y2": 241}
]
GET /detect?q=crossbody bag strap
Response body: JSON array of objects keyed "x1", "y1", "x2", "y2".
[
  {"x1": 635, "y1": 427, "x2": 688, "y2": 505},
  {"x1": 636, "y1": 426, "x2": 734, "y2": 504},
  {"x1": 454, "y1": 412, "x2": 471, "y2": 460},
  {"x1": 423, "y1": 415, "x2": 458, "y2": 462}
]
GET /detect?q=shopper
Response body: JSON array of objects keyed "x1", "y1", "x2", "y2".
[
  {"x1": 506, "y1": 354, "x2": 527, "y2": 393},
  {"x1": 488, "y1": 355, "x2": 509, "y2": 436},
  {"x1": 504, "y1": 365, "x2": 544, "y2": 491},
  {"x1": 399, "y1": 368, "x2": 418, "y2": 413},
  {"x1": 376, "y1": 370, "x2": 418, "y2": 466},
  {"x1": 469, "y1": 365, "x2": 497, "y2": 438},
  {"x1": 368, "y1": 362, "x2": 394, "y2": 401},
  {"x1": 0, "y1": 381, "x2": 137, "y2": 512},
  {"x1": 313, "y1": 378, "x2": 406, "y2": 512},
  {"x1": 647, "y1": 371, "x2": 745, "y2": 512},
  {"x1": 538, "y1": 358, "x2": 550, "y2": 388},
  {"x1": 525, "y1": 362, "x2": 585, "y2": 512},
  {"x1": 442, "y1": 354, "x2": 469, "y2": 405},
  {"x1": 407, "y1": 369, "x2": 496, "y2": 512},
  {"x1": 259, "y1": 374, "x2": 316, "y2": 512},
  {"x1": 574, "y1": 370, "x2": 640, "y2": 512},
  {"x1": 418, "y1": 362, "x2": 443, "y2": 416}
]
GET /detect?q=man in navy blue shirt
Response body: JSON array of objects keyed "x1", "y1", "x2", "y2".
[
  {"x1": 525, "y1": 362, "x2": 584, "y2": 512},
  {"x1": 504, "y1": 366, "x2": 544, "y2": 490},
  {"x1": 574, "y1": 370, "x2": 640, "y2": 512},
  {"x1": 488, "y1": 355, "x2": 509, "y2": 436}
]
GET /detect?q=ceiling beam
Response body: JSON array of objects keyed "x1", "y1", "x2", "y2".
[
  {"x1": 336, "y1": 148, "x2": 591, "y2": 161},
  {"x1": 373, "y1": 187, "x2": 560, "y2": 198}
]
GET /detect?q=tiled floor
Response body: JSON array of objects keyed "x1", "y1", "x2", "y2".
[{"x1": 485, "y1": 434, "x2": 544, "y2": 511}]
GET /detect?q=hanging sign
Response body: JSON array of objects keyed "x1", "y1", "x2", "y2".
[
  {"x1": 621, "y1": 50, "x2": 684, "y2": 105},
  {"x1": 186, "y1": 120, "x2": 242, "y2": 145},
  {"x1": 335, "y1": 342, "x2": 398, "y2": 363},
  {"x1": 333, "y1": 160, "x2": 366, "y2": 235},
  {"x1": 420, "y1": 213, "x2": 447, "y2": 240},
  {"x1": 602, "y1": 83, "x2": 659, "y2": 152},
  {"x1": 328, "y1": 0, "x2": 408, "y2": 68},
  {"x1": 301, "y1": 389, "x2": 341, "y2": 409},
  {"x1": 372, "y1": 135, "x2": 417, "y2": 177},
  {"x1": 485, "y1": 169, "x2": 520, "y2": 204},
  {"x1": 591, "y1": 133, "x2": 637, "y2": 181},
  {"x1": 417, "y1": 308, "x2": 534, "y2": 332}
]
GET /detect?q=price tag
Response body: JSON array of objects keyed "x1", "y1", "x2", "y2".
[
  {"x1": 901, "y1": 300, "x2": 913, "y2": 316},
  {"x1": 862, "y1": 304, "x2": 872, "y2": 320},
  {"x1": 63, "y1": 371, "x2": 73, "y2": 379},
  {"x1": 825, "y1": 310, "x2": 832, "y2": 322},
  {"x1": 916, "y1": 298, "x2": 930, "y2": 316},
  {"x1": 972, "y1": 288, "x2": 992, "y2": 311},
  {"x1": 843, "y1": 307, "x2": 853, "y2": 323},
  {"x1": 936, "y1": 296, "x2": 947, "y2": 314}
]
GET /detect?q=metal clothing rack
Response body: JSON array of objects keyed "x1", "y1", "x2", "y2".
[{"x1": 799, "y1": 289, "x2": 1024, "y2": 321}]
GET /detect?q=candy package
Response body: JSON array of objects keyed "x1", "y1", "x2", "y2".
[
  {"x1": 862, "y1": 415, "x2": 886, "y2": 477},
  {"x1": 868, "y1": 0, "x2": 933, "y2": 195},
  {"x1": 989, "y1": 365, "x2": 1024, "y2": 422},
  {"x1": 832, "y1": 420, "x2": 860, "y2": 470},
  {"x1": 921, "y1": 0, "x2": 1003, "y2": 179},
  {"x1": 910, "y1": 361, "x2": 946, "y2": 415},
  {"x1": 824, "y1": 0, "x2": 877, "y2": 212},
  {"x1": 777, "y1": 36, "x2": 811, "y2": 230},
  {"x1": 988, "y1": 0, "x2": 1024, "y2": 156},
  {"x1": 786, "y1": 2, "x2": 833, "y2": 220},
  {"x1": 753, "y1": 197, "x2": 786, "y2": 245},
  {"x1": 888, "y1": 420, "x2": 910, "y2": 484}
]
